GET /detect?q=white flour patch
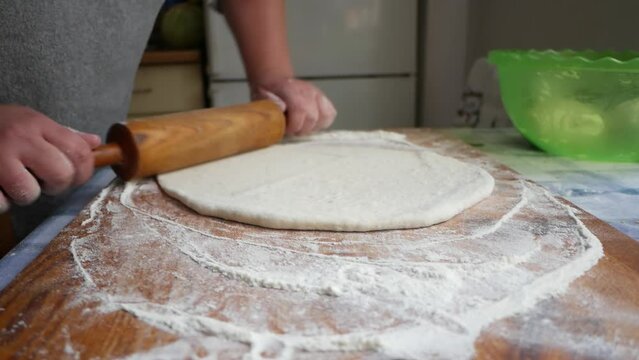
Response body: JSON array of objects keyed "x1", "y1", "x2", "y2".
[
  {"x1": 79, "y1": 183, "x2": 114, "y2": 227},
  {"x1": 291, "y1": 130, "x2": 409, "y2": 144},
  {"x1": 68, "y1": 132, "x2": 604, "y2": 359}
]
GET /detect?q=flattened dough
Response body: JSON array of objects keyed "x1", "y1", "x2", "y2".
[{"x1": 157, "y1": 131, "x2": 494, "y2": 231}]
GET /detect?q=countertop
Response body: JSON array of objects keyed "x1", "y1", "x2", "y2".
[
  {"x1": 444, "y1": 128, "x2": 639, "y2": 241},
  {"x1": 2, "y1": 127, "x2": 638, "y2": 291},
  {"x1": 0, "y1": 128, "x2": 637, "y2": 359}
]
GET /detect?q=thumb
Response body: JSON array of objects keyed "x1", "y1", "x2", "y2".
[{"x1": 254, "y1": 88, "x2": 287, "y2": 112}]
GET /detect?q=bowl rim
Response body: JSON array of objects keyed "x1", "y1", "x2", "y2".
[{"x1": 488, "y1": 49, "x2": 639, "y2": 72}]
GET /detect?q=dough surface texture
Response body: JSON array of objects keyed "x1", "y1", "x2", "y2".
[{"x1": 157, "y1": 131, "x2": 494, "y2": 231}]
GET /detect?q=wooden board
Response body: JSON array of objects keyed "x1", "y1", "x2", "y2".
[{"x1": 1, "y1": 129, "x2": 638, "y2": 359}]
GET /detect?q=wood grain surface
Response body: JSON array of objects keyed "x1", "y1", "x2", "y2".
[{"x1": 0, "y1": 129, "x2": 638, "y2": 359}]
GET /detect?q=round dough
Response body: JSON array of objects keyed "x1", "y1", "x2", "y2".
[{"x1": 157, "y1": 131, "x2": 494, "y2": 231}]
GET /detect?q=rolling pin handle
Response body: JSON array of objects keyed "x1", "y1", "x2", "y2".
[{"x1": 93, "y1": 143, "x2": 124, "y2": 168}]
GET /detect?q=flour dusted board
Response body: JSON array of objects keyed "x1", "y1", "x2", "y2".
[{"x1": 0, "y1": 129, "x2": 638, "y2": 359}]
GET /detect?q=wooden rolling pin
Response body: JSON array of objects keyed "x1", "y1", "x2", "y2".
[{"x1": 93, "y1": 100, "x2": 285, "y2": 180}]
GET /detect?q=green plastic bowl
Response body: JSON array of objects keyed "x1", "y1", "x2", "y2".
[{"x1": 489, "y1": 49, "x2": 639, "y2": 162}]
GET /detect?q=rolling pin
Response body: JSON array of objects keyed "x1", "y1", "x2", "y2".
[{"x1": 93, "y1": 100, "x2": 285, "y2": 180}]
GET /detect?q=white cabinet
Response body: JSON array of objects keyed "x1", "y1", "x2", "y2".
[
  {"x1": 205, "y1": 0, "x2": 419, "y2": 129},
  {"x1": 210, "y1": 77, "x2": 416, "y2": 130}
]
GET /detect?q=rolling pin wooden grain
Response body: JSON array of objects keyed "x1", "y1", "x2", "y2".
[{"x1": 93, "y1": 100, "x2": 285, "y2": 180}]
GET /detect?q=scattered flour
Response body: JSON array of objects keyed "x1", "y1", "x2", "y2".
[
  {"x1": 67, "y1": 131, "x2": 604, "y2": 359},
  {"x1": 80, "y1": 183, "x2": 114, "y2": 227}
]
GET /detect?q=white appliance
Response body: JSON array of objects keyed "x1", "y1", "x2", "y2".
[{"x1": 204, "y1": 0, "x2": 418, "y2": 130}]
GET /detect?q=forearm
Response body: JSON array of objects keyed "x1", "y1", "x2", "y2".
[
  {"x1": 220, "y1": 0, "x2": 336, "y2": 135},
  {"x1": 221, "y1": 0, "x2": 294, "y2": 87}
]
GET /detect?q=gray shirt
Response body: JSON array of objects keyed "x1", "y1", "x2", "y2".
[{"x1": 1, "y1": 0, "x2": 163, "y2": 239}]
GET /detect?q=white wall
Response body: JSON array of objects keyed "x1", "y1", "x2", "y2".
[
  {"x1": 421, "y1": 0, "x2": 639, "y2": 127},
  {"x1": 467, "y1": 0, "x2": 639, "y2": 69}
]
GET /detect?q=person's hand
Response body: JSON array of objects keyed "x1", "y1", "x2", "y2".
[
  {"x1": 0, "y1": 105, "x2": 101, "y2": 213},
  {"x1": 220, "y1": 0, "x2": 336, "y2": 135},
  {"x1": 251, "y1": 78, "x2": 337, "y2": 136}
]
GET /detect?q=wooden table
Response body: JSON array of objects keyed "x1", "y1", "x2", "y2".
[{"x1": 1, "y1": 129, "x2": 638, "y2": 359}]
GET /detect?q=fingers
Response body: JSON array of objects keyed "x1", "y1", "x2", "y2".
[
  {"x1": 66, "y1": 126, "x2": 102, "y2": 149},
  {"x1": 0, "y1": 158, "x2": 41, "y2": 206},
  {"x1": 316, "y1": 93, "x2": 337, "y2": 131},
  {"x1": 78, "y1": 132, "x2": 102, "y2": 149},
  {"x1": 44, "y1": 127, "x2": 95, "y2": 187},
  {"x1": 282, "y1": 87, "x2": 323, "y2": 136},
  {"x1": 21, "y1": 139, "x2": 75, "y2": 196},
  {"x1": 295, "y1": 96, "x2": 320, "y2": 136},
  {"x1": 285, "y1": 97, "x2": 318, "y2": 136},
  {"x1": 285, "y1": 107, "x2": 305, "y2": 135},
  {"x1": 288, "y1": 92, "x2": 333, "y2": 136},
  {"x1": 253, "y1": 87, "x2": 301, "y2": 133},
  {"x1": 0, "y1": 105, "x2": 98, "y2": 209},
  {"x1": 255, "y1": 89, "x2": 287, "y2": 112}
]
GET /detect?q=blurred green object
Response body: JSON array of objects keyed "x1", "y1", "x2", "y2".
[
  {"x1": 489, "y1": 49, "x2": 639, "y2": 162},
  {"x1": 160, "y1": 2, "x2": 204, "y2": 49}
]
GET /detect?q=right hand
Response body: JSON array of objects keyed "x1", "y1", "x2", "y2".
[
  {"x1": 0, "y1": 105, "x2": 101, "y2": 213},
  {"x1": 251, "y1": 78, "x2": 337, "y2": 136}
]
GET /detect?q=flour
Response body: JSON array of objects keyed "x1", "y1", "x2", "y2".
[
  {"x1": 67, "y1": 131, "x2": 604, "y2": 359},
  {"x1": 79, "y1": 183, "x2": 113, "y2": 227},
  {"x1": 290, "y1": 130, "x2": 409, "y2": 144}
]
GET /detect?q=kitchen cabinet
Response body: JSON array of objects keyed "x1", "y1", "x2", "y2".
[{"x1": 128, "y1": 50, "x2": 205, "y2": 118}]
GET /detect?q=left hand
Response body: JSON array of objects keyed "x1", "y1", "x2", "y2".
[{"x1": 251, "y1": 78, "x2": 337, "y2": 136}]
